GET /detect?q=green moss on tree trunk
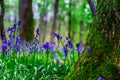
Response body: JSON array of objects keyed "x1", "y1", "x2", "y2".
[{"x1": 65, "y1": 0, "x2": 120, "y2": 80}]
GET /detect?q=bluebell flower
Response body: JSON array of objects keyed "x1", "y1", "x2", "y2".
[
  {"x1": 29, "y1": 47, "x2": 34, "y2": 54},
  {"x1": 39, "y1": 43, "x2": 44, "y2": 52},
  {"x1": 4, "y1": 49, "x2": 8, "y2": 56},
  {"x1": 20, "y1": 40, "x2": 26, "y2": 46},
  {"x1": 63, "y1": 44, "x2": 67, "y2": 57},
  {"x1": 16, "y1": 35, "x2": 20, "y2": 43},
  {"x1": 36, "y1": 45, "x2": 39, "y2": 52},
  {"x1": 13, "y1": 23, "x2": 17, "y2": 29},
  {"x1": 7, "y1": 40, "x2": 11, "y2": 46},
  {"x1": 43, "y1": 42, "x2": 50, "y2": 50},
  {"x1": 1, "y1": 38, "x2": 6, "y2": 44},
  {"x1": 53, "y1": 32, "x2": 62, "y2": 40},
  {"x1": 1, "y1": 43, "x2": 8, "y2": 56},
  {"x1": 7, "y1": 28, "x2": 12, "y2": 32},
  {"x1": 76, "y1": 42, "x2": 80, "y2": 49},
  {"x1": 66, "y1": 37, "x2": 73, "y2": 49},
  {"x1": 1, "y1": 44, "x2": 8, "y2": 49},
  {"x1": 36, "y1": 28, "x2": 40, "y2": 36},
  {"x1": 76, "y1": 42, "x2": 84, "y2": 54},
  {"x1": 0, "y1": 44, "x2": 8, "y2": 55},
  {"x1": 2, "y1": 30, "x2": 5, "y2": 35},
  {"x1": 49, "y1": 42, "x2": 55, "y2": 51},
  {"x1": 10, "y1": 27, "x2": 15, "y2": 32},
  {"x1": 97, "y1": 77, "x2": 104, "y2": 80},
  {"x1": 18, "y1": 21, "x2": 22, "y2": 26},
  {"x1": 14, "y1": 44, "x2": 19, "y2": 52},
  {"x1": 8, "y1": 34, "x2": 13, "y2": 43},
  {"x1": 34, "y1": 37, "x2": 38, "y2": 43}
]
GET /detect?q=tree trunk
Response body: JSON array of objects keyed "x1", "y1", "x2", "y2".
[
  {"x1": 68, "y1": 0, "x2": 72, "y2": 39},
  {"x1": 19, "y1": 0, "x2": 34, "y2": 42},
  {"x1": 50, "y1": 0, "x2": 59, "y2": 42},
  {"x1": 42, "y1": 20, "x2": 47, "y2": 42},
  {"x1": 0, "y1": 0, "x2": 5, "y2": 40},
  {"x1": 87, "y1": 0, "x2": 96, "y2": 16},
  {"x1": 65, "y1": 0, "x2": 120, "y2": 80}
]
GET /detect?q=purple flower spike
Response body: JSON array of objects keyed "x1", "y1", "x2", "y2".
[
  {"x1": 63, "y1": 44, "x2": 67, "y2": 57},
  {"x1": 76, "y1": 42, "x2": 84, "y2": 54},
  {"x1": 7, "y1": 28, "x2": 12, "y2": 32},
  {"x1": 18, "y1": 21, "x2": 22, "y2": 26},
  {"x1": 53, "y1": 32, "x2": 62, "y2": 40},
  {"x1": 2, "y1": 30, "x2": 5, "y2": 35},
  {"x1": 36, "y1": 28, "x2": 40, "y2": 35},
  {"x1": 68, "y1": 38, "x2": 73, "y2": 49},
  {"x1": 14, "y1": 44, "x2": 19, "y2": 52},
  {"x1": 97, "y1": 77, "x2": 104, "y2": 80},
  {"x1": 13, "y1": 23, "x2": 17, "y2": 29}
]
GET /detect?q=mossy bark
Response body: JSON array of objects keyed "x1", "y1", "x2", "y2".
[
  {"x1": 19, "y1": 0, "x2": 34, "y2": 42},
  {"x1": 65, "y1": 0, "x2": 120, "y2": 80}
]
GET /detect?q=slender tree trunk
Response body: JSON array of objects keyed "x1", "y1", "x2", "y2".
[
  {"x1": 42, "y1": 20, "x2": 47, "y2": 42},
  {"x1": 80, "y1": 20, "x2": 84, "y2": 42},
  {"x1": 68, "y1": 0, "x2": 72, "y2": 39},
  {"x1": 58, "y1": 21, "x2": 61, "y2": 35},
  {"x1": 42, "y1": 0, "x2": 48, "y2": 43},
  {"x1": 0, "y1": 0, "x2": 5, "y2": 40},
  {"x1": 65, "y1": 0, "x2": 120, "y2": 80},
  {"x1": 87, "y1": 0, "x2": 96, "y2": 16},
  {"x1": 39, "y1": 10, "x2": 47, "y2": 43},
  {"x1": 50, "y1": 0, "x2": 59, "y2": 41},
  {"x1": 19, "y1": 0, "x2": 34, "y2": 42}
]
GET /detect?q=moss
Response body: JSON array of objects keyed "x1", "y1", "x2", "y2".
[{"x1": 64, "y1": 0, "x2": 120, "y2": 79}]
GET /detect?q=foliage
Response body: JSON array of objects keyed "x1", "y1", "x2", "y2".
[{"x1": 0, "y1": 22, "x2": 90, "y2": 79}]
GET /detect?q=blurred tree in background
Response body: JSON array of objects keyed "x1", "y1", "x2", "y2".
[
  {"x1": 1, "y1": 0, "x2": 93, "y2": 44},
  {"x1": 19, "y1": 0, "x2": 34, "y2": 42},
  {"x1": 0, "y1": 0, "x2": 6, "y2": 41}
]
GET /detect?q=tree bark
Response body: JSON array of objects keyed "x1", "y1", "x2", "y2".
[
  {"x1": 38, "y1": 7, "x2": 47, "y2": 43},
  {"x1": 68, "y1": 0, "x2": 72, "y2": 39},
  {"x1": 19, "y1": 0, "x2": 34, "y2": 42},
  {"x1": 0, "y1": 0, "x2": 5, "y2": 40},
  {"x1": 50, "y1": 0, "x2": 59, "y2": 42},
  {"x1": 65, "y1": 0, "x2": 120, "y2": 80}
]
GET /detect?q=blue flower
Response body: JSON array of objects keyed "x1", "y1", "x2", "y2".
[
  {"x1": 1, "y1": 44, "x2": 8, "y2": 49},
  {"x1": 18, "y1": 21, "x2": 22, "y2": 26},
  {"x1": 97, "y1": 77, "x2": 104, "y2": 80},
  {"x1": 14, "y1": 44, "x2": 19, "y2": 52},
  {"x1": 34, "y1": 37, "x2": 38, "y2": 43},
  {"x1": 63, "y1": 44, "x2": 67, "y2": 57},
  {"x1": 76, "y1": 42, "x2": 84, "y2": 54},
  {"x1": 16, "y1": 35, "x2": 20, "y2": 43},
  {"x1": 2, "y1": 30, "x2": 5, "y2": 35},
  {"x1": 66, "y1": 37, "x2": 73, "y2": 49},
  {"x1": 1, "y1": 38, "x2": 6, "y2": 44},
  {"x1": 7, "y1": 40, "x2": 11, "y2": 46},
  {"x1": 29, "y1": 47, "x2": 34, "y2": 54},
  {"x1": 20, "y1": 40, "x2": 26, "y2": 47},
  {"x1": 13, "y1": 23, "x2": 17, "y2": 29},
  {"x1": 43, "y1": 42, "x2": 50, "y2": 50},
  {"x1": 36, "y1": 45, "x2": 39, "y2": 52},
  {"x1": 76, "y1": 42, "x2": 80, "y2": 49},
  {"x1": 53, "y1": 32, "x2": 62, "y2": 40},
  {"x1": 36, "y1": 28, "x2": 40, "y2": 36},
  {"x1": 7, "y1": 28, "x2": 12, "y2": 32}
]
